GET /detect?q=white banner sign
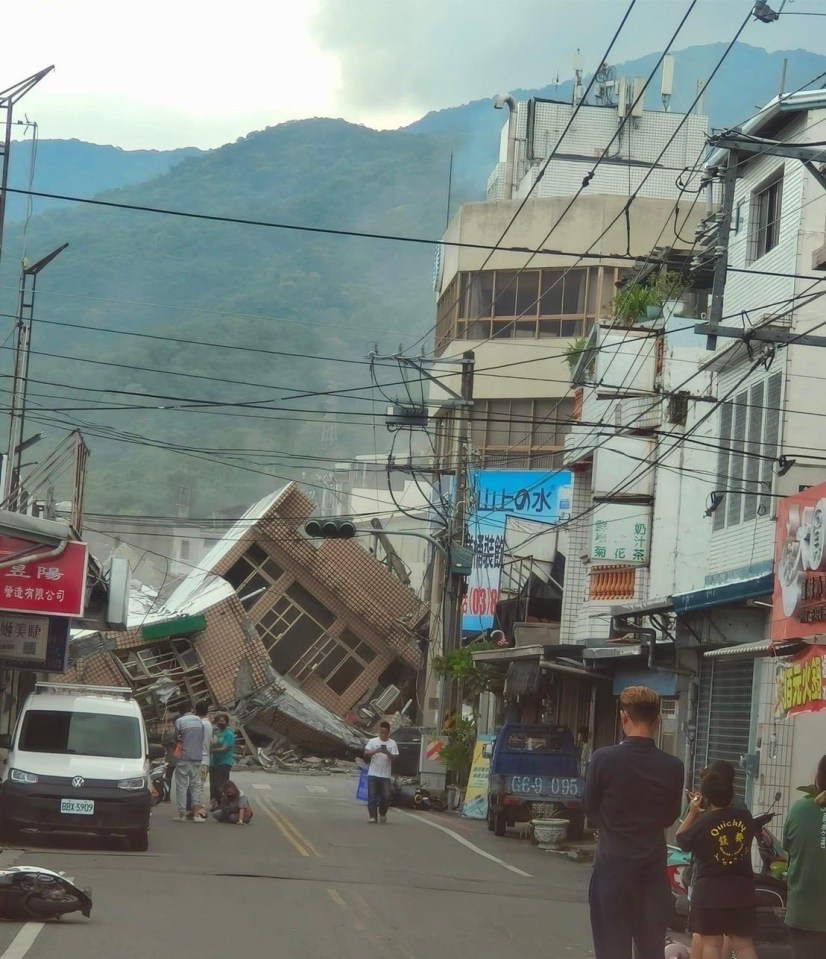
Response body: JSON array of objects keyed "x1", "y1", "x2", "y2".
[
  {"x1": 590, "y1": 502, "x2": 651, "y2": 564},
  {"x1": 0, "y1": 614, "x2": 50, "y2": 661}
]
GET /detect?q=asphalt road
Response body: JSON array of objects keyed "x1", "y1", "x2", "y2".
[{"x1": 0, "y1": 770, "x2": 595, "y2": 959}]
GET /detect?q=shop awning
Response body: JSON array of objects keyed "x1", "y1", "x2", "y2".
[
  {"x1": 610, "y1": 597, "x2": 673, "y2": 617},
  {"x1": 704, "y1": 639, "x2": 809, "y2": 659},
  {"x1": 612, "y1": 669, "x2": 679, "y2": 696},
  {"x1": 672, "y1": 574, "x2": 773, "y2": 615}
]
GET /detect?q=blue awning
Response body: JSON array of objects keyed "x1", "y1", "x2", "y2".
[
  {"x1": 612, "y1": 669, "x2": 679, "y2": 696},
  {"x1": 672, "y1": 573, "x2": 774, "y2": 615}
]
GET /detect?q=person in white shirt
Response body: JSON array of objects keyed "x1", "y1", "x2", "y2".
[
  {"x1": 364, "y1": 721, "x2": 399, "y2": 824},
  {"x1": 195, "y1": 701, "x2": 213, "y2": 821}
]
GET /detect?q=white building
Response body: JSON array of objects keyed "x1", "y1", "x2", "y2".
[{"x1": 555, "y1": 88, "x2": 826, "y2": 809}]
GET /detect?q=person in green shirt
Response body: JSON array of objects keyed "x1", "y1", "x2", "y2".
[
  {"x1": 783, "y1": 753, "x2": 826, "y2": 959},
  {"x1": 209, "y1": 713, "x2": 236, "y2": 809}
]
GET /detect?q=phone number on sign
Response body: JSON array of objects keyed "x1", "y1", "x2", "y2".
[{"x1": 463, "y1": 587, "x2": 499, "y2": 617}]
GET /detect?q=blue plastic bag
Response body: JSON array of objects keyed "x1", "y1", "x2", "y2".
[{"x1": 356, "y1": 769, "x2": 369, "y2": 802}]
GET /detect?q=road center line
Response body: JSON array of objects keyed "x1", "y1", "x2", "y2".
[
  {"x1": 2, "y1": 923, "x2": 45, "y2": 959},
  {"x1": 257, "y1": 798, "x2": 309, "y2": 857},
  {"x1": 399, "y1": 811, "x2": 533, "y2": 879}
]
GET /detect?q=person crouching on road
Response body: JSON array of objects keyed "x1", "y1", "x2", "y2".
[
  {"x1": 213, "y1": 780, "x2": 253, "y2": 825},
  {"x1": 364, "y1": 721, "x2": 399, "y2": 824},
  {"x1": 676, "y1": 769, "x2": 758, "y2": 959}
]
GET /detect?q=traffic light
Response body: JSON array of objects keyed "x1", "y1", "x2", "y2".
[{"x1": 304, "y1": 518, "x2": 357, "y2": 539}]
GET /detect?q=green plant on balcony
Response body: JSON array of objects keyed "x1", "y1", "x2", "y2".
[
  {"x1": 565, "y1": 336, "x2": 591, "y2": 373},
  {"x1": 612, "y1": 271, "x2": 687, "y2": 326}
]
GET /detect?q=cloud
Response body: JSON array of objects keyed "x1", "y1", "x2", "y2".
[{"x1": 312, "y1": 0, "x2": 822, "y2": 127}]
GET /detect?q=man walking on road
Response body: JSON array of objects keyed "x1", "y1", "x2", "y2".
[
  {"x1": 584, "y1": 686, "x2": 684, "y2": 959},
  {"x1": 364, "y1": 721, "x2": 398, "y2": 824},
  {"x1": 174, "y1": 703, "x2": 206, "y2": 823}
]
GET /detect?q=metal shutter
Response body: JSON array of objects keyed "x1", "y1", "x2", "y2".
[{"x1": 693, "y1": 656, "x2": 754, "y2": 800}]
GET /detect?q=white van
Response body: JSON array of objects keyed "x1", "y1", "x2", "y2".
[{"x1": 0, "y1": 683, "x2": 160, "y2": 851}]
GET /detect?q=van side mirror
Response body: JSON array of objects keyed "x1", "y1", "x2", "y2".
[
  {"x1": 148, "y1": 743, "x2": 166, "y2": 760},
  {"x1": 0, "y1": 734, "x2": 11, "y2": 750}
]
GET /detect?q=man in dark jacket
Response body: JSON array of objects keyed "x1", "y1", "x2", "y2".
[{"x1": 584, "y1": 685, "x2": 684, "y2": 959}]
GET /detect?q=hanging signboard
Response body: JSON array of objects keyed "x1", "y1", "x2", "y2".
[
  {"x1": 590, "y1": 501, "x2": 651, "y2": 564},
  {"x1": 774, "y1": 645, "x2": 826, "y2": 718},
  {"x1": 461, "y1": 734, "x2": 495, "y2": 820},
  {"x1": 462, "y1": 470, "x2": 572, "y2": 635},
  {"x1": 773, "y1": 482, "x2": 826, "y2": 642},
  {"x1": 0, "y1": 538, "x2": 88, "y2": 619},
  {"x1": 0, "y1": 614, "x2": 70, "y2": 673}
]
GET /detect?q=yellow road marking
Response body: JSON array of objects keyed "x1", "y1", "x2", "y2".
[
  {"x1": 258, "y1": 797, "x2": 320, "y2": 857},
  {"x1": 257, "y1": 798, "x2": 309, "y2": 857},
  {"x1": 327, "y1": 888, "x2": 347, "y2": 908}
]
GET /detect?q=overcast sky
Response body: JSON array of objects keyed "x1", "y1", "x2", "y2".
[{"x1": 3, "y1": 0, "x2": 822, "y2": 150}]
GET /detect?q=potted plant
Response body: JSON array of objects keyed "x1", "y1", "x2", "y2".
[
  {"x1": 440, "y1": 716, "x2": 477, "y2": 807},
  {"x1": 612, "y1": 271, "x2": 687, "y2": 326},
  {"x1": 529, "y1": 801, "x2": 570, "y2": 849}
]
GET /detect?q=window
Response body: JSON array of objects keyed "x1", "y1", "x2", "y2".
[
  {"x1": 306, "y1": 631, "x2": 376, "y2": 696},
  {"x1": 258, "y1": 583, "x2": 335, "y2": 676},
  {"x1": 19, "y1": 710, "x2": 142, "y2": 759},
  {"x1": 179, "y1": 540, "x2": 190, "y2": 560},
  {"x1": 436, "y1": 266, "x2": 615, "y2": 350},
  {"x1": 470, "y1": 397, "x2": 574, "y2": 468},
  {"x1": 505, "y1": 729, "x2": 565, "y2": 752},
  {"x1": 225, "y1": 542, "x2": 284, "y2": 609},
  {"x1": 713, "y1": 371, "x2": 782, "y2": 531},
  {"x1": 748, "y1": 172, "x2": 783, "y2": 263}
]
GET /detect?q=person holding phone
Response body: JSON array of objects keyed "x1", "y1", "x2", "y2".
[{"x1": 364, "y1": 721, "x2": 399, "y2": 824}]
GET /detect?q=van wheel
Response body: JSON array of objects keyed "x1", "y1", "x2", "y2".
[
  {"x1": 494, "y1": 810, "x2": 507, "y2": 837},
  {"x1": 486, "y1": 804, "x2": 495, "y2": 831},
  {"x1": 126, "y1": 829, "x2": 148, "y2": 852}
]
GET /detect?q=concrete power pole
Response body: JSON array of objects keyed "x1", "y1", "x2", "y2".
[
  {"x1": 0, "y1": 68, "x2": 54, "y2": 269},
  {"x1": 441, "y1": 351, "x2": 475, "y2": 723}
]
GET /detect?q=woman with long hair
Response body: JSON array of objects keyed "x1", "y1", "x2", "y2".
[{"x1": 783, "y1": 754, "x2": 826, "y2": 959}]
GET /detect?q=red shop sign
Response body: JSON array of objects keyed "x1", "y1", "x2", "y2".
[{"x1": 0, "y1": 537, "x2": 88, "y2": 618}]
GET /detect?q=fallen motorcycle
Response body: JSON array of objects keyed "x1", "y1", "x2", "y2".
[{"x1": 0, "y1": 866, "x2": 92, "y2": 920}]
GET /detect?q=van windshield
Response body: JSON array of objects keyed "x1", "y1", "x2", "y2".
[{"x1": 19, "y1": 710, "x2": 142, "y2": 759}]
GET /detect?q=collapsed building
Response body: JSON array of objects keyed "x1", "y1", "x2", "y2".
[{"x1": 57, "y1": 484, "x2": 428, "y2": 756}]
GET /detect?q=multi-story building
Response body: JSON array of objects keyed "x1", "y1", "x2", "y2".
[
  {"x1": 430, "y1": 83, "x2": 709, "y2": 733},
  {"x1": 542, "y1": 88, "x2": 826, "y2": 811}
]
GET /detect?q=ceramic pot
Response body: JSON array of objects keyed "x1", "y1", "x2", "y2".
[{"x1": 531, "y1": 818, "x2": 569, "y2": 849}]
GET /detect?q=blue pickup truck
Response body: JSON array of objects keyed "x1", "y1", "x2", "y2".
[{"x1": 486, "y1": 724, "x2": 585, "y2": 840}]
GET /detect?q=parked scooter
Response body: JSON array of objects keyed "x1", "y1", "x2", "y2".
[
  {"x1": 150, "y1": 758, "x2": 170, "y2": 806},
  {"x1": 0, "y1": 866, "x2": 92, "y2": 920}
]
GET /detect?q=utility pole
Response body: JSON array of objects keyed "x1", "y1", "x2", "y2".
[
  {"x1": 441, "y1": 351, "x2": 475, "y2": 723},
  {"x1": 4, "y1": 244, "x2": 68, "y2": 507},
  {"x1": 0, "y1": 68, "x2": 54, "y2": 270}
]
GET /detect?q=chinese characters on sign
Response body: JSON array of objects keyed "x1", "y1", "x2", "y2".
[
  {"x1": 773, "y1": 482, "x2": 826, "y2": 642},
  {"x1": 774, "y1": 646, "x2": 826, "y2": 718},
  {"x1": 0, "y1": 540, "x2": 88, "y2": 618},
  {"x1": 589, "y1": 503, "x2": 651, "y2": 564},
  {"x1": 462, "y1": 470, "x2": 572, "y2": 633},
  {"x1": 0, "y1": 615, "x2": 49, "y2": 661}
]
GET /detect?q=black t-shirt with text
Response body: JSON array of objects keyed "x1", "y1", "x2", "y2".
[{"x1": 676, "y1": 806, "x2": 756, "y2": 908}]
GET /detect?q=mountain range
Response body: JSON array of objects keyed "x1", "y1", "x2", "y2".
[{"x1": 1, "y1": 42, "x2": 823, "y2": 519}]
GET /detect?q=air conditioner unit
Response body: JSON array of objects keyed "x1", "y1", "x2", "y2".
[{"x1": 371, "y1": 685, "x2": 401, "y2": 714}]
